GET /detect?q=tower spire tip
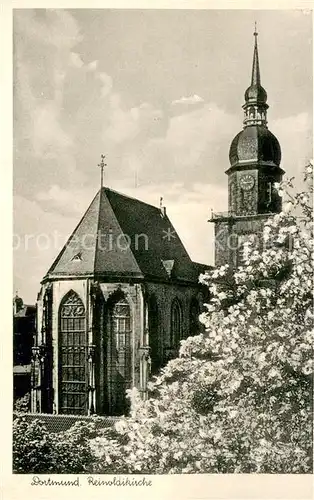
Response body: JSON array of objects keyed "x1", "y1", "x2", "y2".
[{"x1": 254, "y1": 21, "x2": 258, "y2": 37}]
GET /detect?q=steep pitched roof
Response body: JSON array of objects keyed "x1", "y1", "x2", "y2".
[{"x1": 45, "y1": 187, "x2": 203, "y2": 284}]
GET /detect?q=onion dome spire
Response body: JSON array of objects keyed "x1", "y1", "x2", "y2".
[
  {"x1": 229, "y1": 25, "x2": 282, "y2": 169},
  {"x1": 243, "y1": 24, "x2": 268, "y2": 128}
]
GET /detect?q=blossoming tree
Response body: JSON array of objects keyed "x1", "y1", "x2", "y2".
[
  {"x1": 93, "y1": 162, "x2": 313, "y2": 474},
  {"x1": 15, "y1": 164, "x2": 312, "y2": 474}
]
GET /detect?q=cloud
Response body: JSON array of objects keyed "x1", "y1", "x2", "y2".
[
  {"x1": 126, "y1": 103, "x2": 239, "y2": 186},
  {"x1": 36, "y1": 184, "x2": 95, "y2": 215},
  {"x1": 103, "y1": 98, "x2": 164, "y2": 145},
  {"x1": 14, "y1": 10, "x2": 86, "y2": 186},
  {"x1": 14, "y1": 9, "x2": 82, "y2": 50},
  {"x1": 32, "y1": 101, "x2": 73, "y2": 156},
  {"x1": 172, "y1": 94, "x2": 204, "y2": 106},
  {"x1": 15, "y1": 54, "x2": 78, "y2": 179},
  {"x1": 100, "y1": 98, "x2": 239, "y2": 189},
  {"x1": 14, "y1": 195, "x2": 79, "y2": 303},
  {"x1": 14, "y1": 10, "x2": 312, "y2": 307},
  {"x1": 98, "y1": 72, "x2": 113, "y2": 98},
  {"x1": 16, "y1": 105, "x2": 312, "y2": 304},
  {"x1": 70, "y1": 52, "x2": 99, "y2": 72},
  {"x1": 87, "y1": 60, "x2": 99, "y2": 72},
  {"x1": 111, "y1": 180, "x2": 226, "y2": 266},
  {"x1": 13, "y1": 12, "x2": 238, "y2": 195},
  {"x1": 272, "y1": 111, "x2": 312, "y2": 188},
  {"x1": 106, "y1": 102, "x2": 312, "y2": 194},
  {"x1": 70, "y1": 52, "x2": 84, "y2": 68}
]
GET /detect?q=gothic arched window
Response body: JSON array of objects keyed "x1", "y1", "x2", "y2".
[
  {"x1": 42, "y1": 287, "x2": 53, "y2": 413},
  {"x1": 170, "y1": 299, "x2": 183, "y2": 348},
  {"x1": 148, "y1": 295, "x2": 160, "y2": 374},
  {"x1": 58, "y1": 291, "x2": 87, "y2": 415},
  {"x1": 112, "y1": 299, "x2": 131, "y2": 361},
  {"x1": 190, "y1": 298, "x2": 200, "y2": 337},
  {"x1": 108, "y1": 297, "x2": 132, "y2": 415}
]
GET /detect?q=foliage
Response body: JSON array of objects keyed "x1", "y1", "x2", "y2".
[
  {"x1": 13, "y1": 417, "x2": 97, "y2": 474},
  {"x1": 94, "y1": 162, "x2": 313, "y2": 474},
  {"x1": 14, "y1": 394, "x2": 30, "y2": 413}
]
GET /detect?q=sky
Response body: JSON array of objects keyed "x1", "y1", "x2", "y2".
[{"x1": 13, "y1": 8, "x2": 312, "y2": 303}]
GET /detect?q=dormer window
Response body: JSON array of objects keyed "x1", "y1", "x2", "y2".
[{"x1": 71, "y1": 252, "x2": 82, "y2": 262}]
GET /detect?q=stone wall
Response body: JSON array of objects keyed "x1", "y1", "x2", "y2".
[
  {"x1": 214, "y1": 215, "x2": 270, "y2": 268},
  {"x1": 34, "y1": 277, "x2": 205, "y2": 416},
  {"x1": 145, "y1": 281, "x2": 204, "y2": 362}
]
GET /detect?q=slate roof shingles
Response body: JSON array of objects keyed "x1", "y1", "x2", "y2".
[{"x1": 45, "y1": 187, "x2": 207, "y2": 284}]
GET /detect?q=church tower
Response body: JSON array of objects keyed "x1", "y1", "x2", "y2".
[{"x1": 211, "y1": 28, "x2": 285, "y2": 268}]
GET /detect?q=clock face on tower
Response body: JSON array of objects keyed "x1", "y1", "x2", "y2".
[{"x1": 240, "y1": 174, "x2": 255, "y2": 191}]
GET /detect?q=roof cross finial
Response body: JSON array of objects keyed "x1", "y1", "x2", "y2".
[{"x1": 98, "y1": 154, "x2": 107, "y2": 188}]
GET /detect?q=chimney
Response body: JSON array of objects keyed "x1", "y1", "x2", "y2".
[{"x1": 160, "y1": 196, "x2": 166, "y2": 217}]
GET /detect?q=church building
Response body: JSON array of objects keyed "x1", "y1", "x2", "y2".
[
  {"x1": 30, "y1": 28, "x2": 284, "y2": 417},
  {"x1": 211, "y1": 29, "x2": 284, "y2": 267},
  {"x1": 31, "y1": 182, "x2": 208, "y2": 416}
]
